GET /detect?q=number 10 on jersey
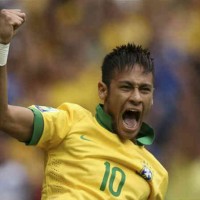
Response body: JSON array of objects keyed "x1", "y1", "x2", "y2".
[{"x1": 100, "y1": 161, "x2": 126, "y2": 197}]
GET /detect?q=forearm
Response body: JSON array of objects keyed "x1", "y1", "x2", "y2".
[
  {"x1": 0, "y1": 9, "x2": 34, "y2": 142},
  {"x1": 0, "y1": 65, "x2": 8, "y2": 121},
  {"x1": 0, "y1": 61, "x2": 33, "y2": 142},
  {"x1": 0, "y1": 42, "x2": 9, "y2": 127}
]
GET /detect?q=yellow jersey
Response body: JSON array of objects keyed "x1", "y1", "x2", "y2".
[{"x1": 28, "y1": 103, "x2": 168, "y2": 200}]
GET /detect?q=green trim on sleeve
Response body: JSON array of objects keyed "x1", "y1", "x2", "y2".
[{"x1": 26, "y1": 107, "x2": 44, "y2": 145}]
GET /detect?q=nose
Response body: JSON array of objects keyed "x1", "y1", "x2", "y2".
[{"x1": 129, "y1": 88, "x2": 142, "y2": 104}]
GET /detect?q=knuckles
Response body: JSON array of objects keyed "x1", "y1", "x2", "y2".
[
  {"x1": 0, "y1": 9, "x2": 8, "y2": 16},
  {"x1": 0, "y1": 9, "x2": 10, "y2": 21}
]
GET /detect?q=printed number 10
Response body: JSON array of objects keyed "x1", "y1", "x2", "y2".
[{"x1": 100, "y1": 161, "x2": 126, "y2": 197}]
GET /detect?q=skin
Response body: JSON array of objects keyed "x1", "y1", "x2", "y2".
[
  {"x1": 0, "y1": 9, "x2": 34, "y2": 142},
  {"x1": 98, "y1": 64, "x2": 154, "y2": 141}
]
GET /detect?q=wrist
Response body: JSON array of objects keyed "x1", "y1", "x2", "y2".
[{"x1": 0, "y1": 43, "x2": 10, "y2": 66}]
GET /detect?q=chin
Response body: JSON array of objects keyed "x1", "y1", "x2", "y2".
[
  {"x1": 118, "y1": 130, "x2": 138, "y2": 141},
  {"x1": 113, "y1": 124, "x2": 138, "y2": 141}
]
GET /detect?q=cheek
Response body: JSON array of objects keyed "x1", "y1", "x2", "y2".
[
  {"x1": 144, "y1": 97, "x2": 153, "y2": 112},
  {"x1": 106, "y1": 90, "x2": 121, "y2": 105},
  {"x1": 105, "y1": 95, "x2": 122, "y2": 116}
]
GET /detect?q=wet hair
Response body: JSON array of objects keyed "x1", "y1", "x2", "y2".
[{"x1": 101, "y1": 43, "x2": 154, "y2": 86}]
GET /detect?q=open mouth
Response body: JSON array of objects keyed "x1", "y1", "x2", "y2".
[{"x1": 122, "y1": 110, "x2": 140, "y2": 129}]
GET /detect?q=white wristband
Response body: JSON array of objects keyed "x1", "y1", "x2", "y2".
[{"x1": 0, "y1": 43, "x2": 10, "y2": 66}]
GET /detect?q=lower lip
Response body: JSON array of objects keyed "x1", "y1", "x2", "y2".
[{"x1": 122, "y1": 121, "x2": 139, "y2": 133}]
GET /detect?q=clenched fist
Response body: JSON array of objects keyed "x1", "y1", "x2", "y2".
[{"x1": 0, "y1": 9, "x2": 26, "y2": 44}]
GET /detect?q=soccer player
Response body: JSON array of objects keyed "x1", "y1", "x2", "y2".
[{"x1": 0, "y1": 9, "x2": 168, "y2": 199}]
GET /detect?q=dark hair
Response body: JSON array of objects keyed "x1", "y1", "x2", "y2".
[{"x1": 101, "y1": 43, "x2": 154, "y2": 86}]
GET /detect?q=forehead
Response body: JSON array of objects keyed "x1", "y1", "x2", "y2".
[{"x1": 112, "y1": 64, "x2": 154, "y2": 85}]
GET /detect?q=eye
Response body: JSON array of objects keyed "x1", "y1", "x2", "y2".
[
  {"x1": 120, "y1": 85, "x2": 132, "y2": 91},
  {"x1": 140, "y1": 86, "x2": 152, "y2": 94}
]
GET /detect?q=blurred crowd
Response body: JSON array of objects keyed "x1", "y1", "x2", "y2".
[{"x1": 0, "y1": 0, "x2": 200, "y2": 199}]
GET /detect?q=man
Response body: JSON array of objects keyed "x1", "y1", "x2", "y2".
[{"x1": 0, "y1": 9, "x2": 168, "y2": 200}]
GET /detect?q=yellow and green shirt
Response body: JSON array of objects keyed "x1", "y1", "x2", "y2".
[{"x1": 28, "y1": 103, "x2": 168, "y2": 200}]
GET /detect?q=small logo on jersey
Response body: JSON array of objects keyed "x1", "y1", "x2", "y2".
[
  {"x1": 35, "y1": 106, "x2": 58, "y2": 112},
  {"x1": 139, "y1": 162, "x2": 153, "y2": 181},
  {"x1": 80, "y1": 135, "x2": 92, "y2": 142}
]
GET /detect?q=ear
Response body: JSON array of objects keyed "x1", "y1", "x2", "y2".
[
  {"x1": 151, "y1": 99, "x2": 153, "y2": 106},
  {"x1": 151, "y1": 88, "x2": 154, "y2": 106},
  {"x1": 98, "y1": 81, "x2": 108, "y2": 101}
]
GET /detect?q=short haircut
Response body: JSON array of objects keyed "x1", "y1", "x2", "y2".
[{"x1": 101, "y1": 43, "x2": 154, "y2": 86}]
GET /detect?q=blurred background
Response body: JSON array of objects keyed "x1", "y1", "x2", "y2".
[{"x1": 0, "y1": 0, "x2": 200, "y2": 199}]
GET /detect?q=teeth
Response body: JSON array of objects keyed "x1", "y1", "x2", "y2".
[
  {"x1": 129, "y1": 109, "x2": 138, "y2": 113},
  {"x1": 130, "y1": 110, "x2": 140, "y2": 121}
]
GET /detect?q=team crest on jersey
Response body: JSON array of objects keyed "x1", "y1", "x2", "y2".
[
  {"x1": 35, "y1": 106, "x2": 58, "y2": 112},
  {"x1": 139, "y1": 162, "x2": 153, "y2": 181}
]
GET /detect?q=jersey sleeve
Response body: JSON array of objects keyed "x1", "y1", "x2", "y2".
[
  {"x1": 27, "y1": 103, "x2": 84, "y2": 150},
  {"x1": 158, "y1": 172, "x2": 168, "y2": 200},
  {"x1": 149, "y1": 167, "x2": 168, "y2": 200}
]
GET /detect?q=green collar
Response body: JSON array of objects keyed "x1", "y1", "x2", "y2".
[{"x1": 95, "y1": 104, "x2": 155, "y2": 146}]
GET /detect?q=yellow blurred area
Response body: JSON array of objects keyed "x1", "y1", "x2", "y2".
[
  {"x1": 185, "y1": 11, "x2": 200, "y2": 53},
  {"x1": 55, "y1": 1, "x2": 84, "y2": 27},
  {"x1": 7, "y1": 138, "x2": 44, "y2": 187},
  {"x1": 22, "y1": 0, "x2": 48, "y2": 13},
  {"x1": 167, "y1": 156, "x2": 200, "y2": 199},
  {"x1": 47, "y1": 67, "x2": 100, "y2": 113},
  {"x1": 100, "y1": 14, "x2": 152, "y2": 51}
]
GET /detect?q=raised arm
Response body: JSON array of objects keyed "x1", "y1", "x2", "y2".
[{"x1": 0, "y1": 9, "x2": 34, "y2": 142}]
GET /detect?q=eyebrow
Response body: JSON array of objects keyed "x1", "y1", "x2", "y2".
[{"x1": 118, "y1": 80, "x2": 153, "y2": 88}]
